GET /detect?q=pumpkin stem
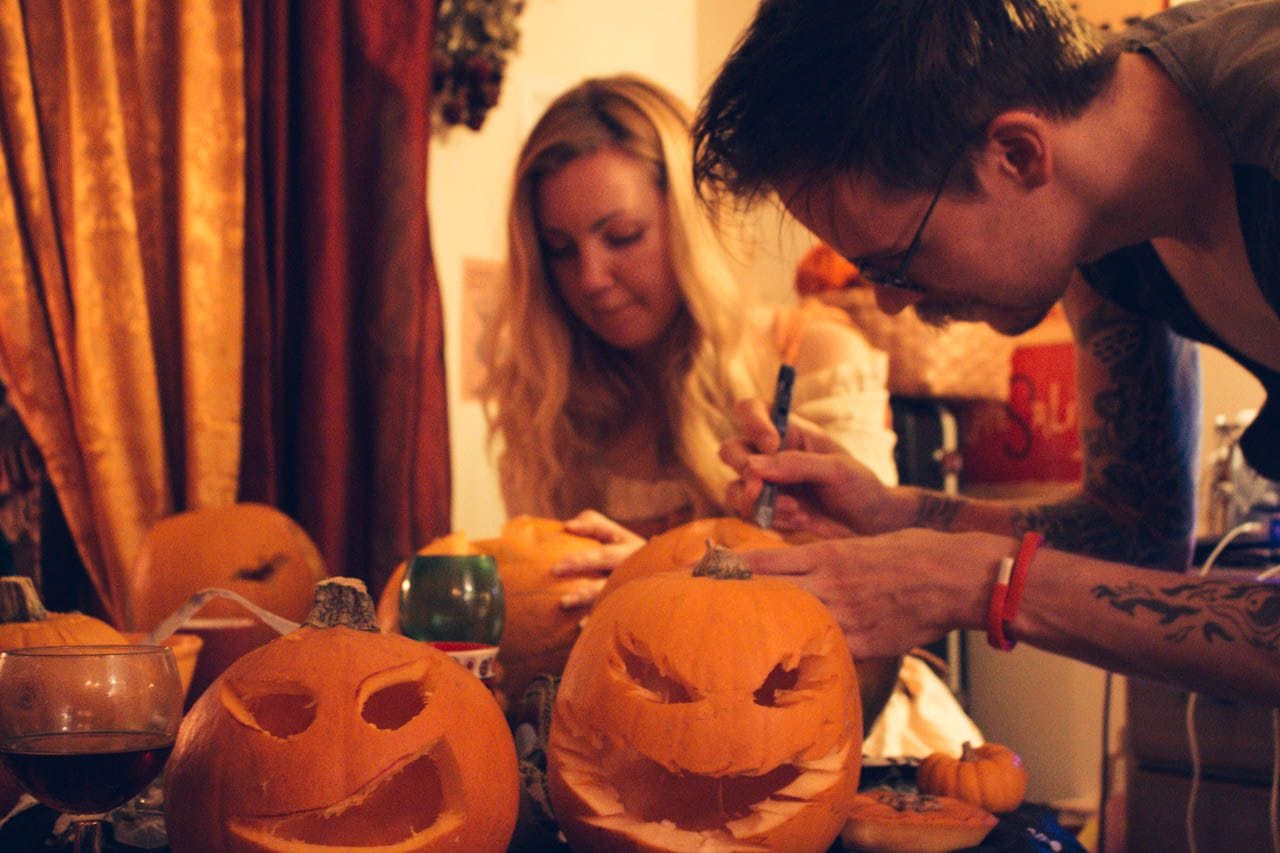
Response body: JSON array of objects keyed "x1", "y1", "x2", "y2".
[
  {"x1": 960, "y1": 741, "x2": 976, "y2": 762},
  {"x1": 304, "y1": 578, "x2": 381, "y2": 633},
  {"x1": 0, "y1": 576, "x2": 48, "y2": 623},
  {"x1": 691, "y1": 540, "x2": 752, "y2": 580}
]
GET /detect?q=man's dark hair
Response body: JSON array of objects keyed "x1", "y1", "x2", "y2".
[{"x1": 693, "y1": 0, "x2": 1117, "y2": 205}]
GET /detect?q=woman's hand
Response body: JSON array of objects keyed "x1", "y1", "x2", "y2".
[
  {"x1": 738, "y1": 530, "x2": 1003, "y2": 658},
  {"x1": 720, "y1": 398, "x2": 905, "y2": 536},
  {"x1": 552, "y1": 510, "x2": 645, "y2": 610}
]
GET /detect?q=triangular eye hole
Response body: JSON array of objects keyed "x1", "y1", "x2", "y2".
[
  {"x1": 754, "y1": 664, "x2": 801, "y2": 706},
  {"x1": 616, "y1": 639, "x2": 697, "y2": 703},
  {"x1": 220, "y1": 680, "x2": 317, "y2": 738},
  {"x1": 358, "y1": 659, "x2": 432, "y2": 730},
  {"x1": 754, "y1": 656, "x2": 830, "y2": 707}
]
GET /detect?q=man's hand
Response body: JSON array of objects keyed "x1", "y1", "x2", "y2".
[{"x1": 721, "y1": 398, "x2": 903, "y2": 536}]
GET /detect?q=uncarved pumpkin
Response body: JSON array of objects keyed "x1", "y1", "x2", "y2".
[
  {"x1": 599, "y1": 516, "x2": 784, "y2": 600},
  {"x1": 916, "y1": 740, "x2": 1028, "y2": 814},
  {"x1": 164, "y1": 578, "x2": 519, "y2": 852},
  {"x1": 547, "y1": 546, "x2": 862, "y2": 852},
  {"x1": 0, "y1": 575, "x2": 128, "y2": 816},
  {"x1": 378, "y1": 516, "x2": 602, "y2": 710},
  {"x1": 0, "y1": 575, "x2": 127, "y2": 650}
]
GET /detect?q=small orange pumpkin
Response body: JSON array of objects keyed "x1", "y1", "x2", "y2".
[
  {"x1": 164, "y1": 578, "x2": 519, "y2": 851},
  {"x1": 547, "y1": 544, "x2": 862, "y2": 852},
  {"x1": 378, "y1": 516, "x2": 602, "y2": 709},
  {"x1": 917, "y1": 740, "x2": 1028, "y2": 814},
  {"x1": 0, "y1": 575, "x2": 128, "y2": 816},
  {"x1": 795, "y1": 242, "x2": 860, "y2": 295},
  {"x1": 0, "y1": 575, "x2": 127, "y2": 650}
]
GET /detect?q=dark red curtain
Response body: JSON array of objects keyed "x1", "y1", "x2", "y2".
[{"x1": 240, "y1": 0, "x2": 451, "y2": 596}]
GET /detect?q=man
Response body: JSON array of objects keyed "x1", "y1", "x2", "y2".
[{"x1": 694, "y1": 0, "x2": 1279, "y2": 705}]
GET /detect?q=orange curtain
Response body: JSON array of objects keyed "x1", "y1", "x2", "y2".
[
  {"x1": 238, "y1": 0, "x2": 451, "y2": 592},
  {"x1": 0, "y1": 0, "x2": 245, "y2": 625}
]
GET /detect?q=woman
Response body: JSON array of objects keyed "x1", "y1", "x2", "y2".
[{"x1": 481, "y1": 74, "x2": 898, "y2": 575}]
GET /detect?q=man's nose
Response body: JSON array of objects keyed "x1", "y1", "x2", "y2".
[{"x1": 873, "y1": 283, "x2": 925, "y2": 315}]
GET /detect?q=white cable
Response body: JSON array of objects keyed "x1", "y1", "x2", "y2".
[
  {"x1": 1272, "y1": 708, "x2": 1280, "y2": 853},
  {"x1": 1184, "y1": 691, "x2": 1201, "y2": 853},
  {"x1": 1198, "y1": 520, "x2": 1265, "y2": 577},
  {"x1": 1183, "y1": 519, "x2": 1266, "y2": 852}
]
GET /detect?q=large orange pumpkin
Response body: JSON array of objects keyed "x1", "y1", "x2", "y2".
[
  {"x1": 126, "y1": 503, "x2": 328, "y2": 631},
  {"x1": 547, "y1": 546, "x2": 862, "y2": 851},
  {"x1": 378, "y1": 516, "x2": 602, "y2": 709},
  {"x1": 164, "y1": 578, "x2": 519, "y2": 852},
  {"x1": 600, "y1": 517, "x2": 903, "y2": 734}
]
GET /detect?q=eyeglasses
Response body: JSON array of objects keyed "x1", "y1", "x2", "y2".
[{"x1": 855, "y1": 160, "x2": 956, "y2": 295}]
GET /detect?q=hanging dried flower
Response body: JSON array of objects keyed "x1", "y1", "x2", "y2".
[{"x1": 432, "y1": 0, "x2": 526, "y2": 132}]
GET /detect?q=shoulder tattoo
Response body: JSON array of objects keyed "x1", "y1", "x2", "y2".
[{"x1": 1013, "y1": 306, "x2": 1196, "y2": 567}]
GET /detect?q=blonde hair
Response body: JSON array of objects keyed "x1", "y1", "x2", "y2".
[{"x1": 480, "y1": 74, "x2": 756, "y2": 518}]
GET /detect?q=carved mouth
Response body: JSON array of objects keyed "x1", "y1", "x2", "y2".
[
  {"x1": 553, "y1": 721, "x2": 853, "y2": 849},
  {"x1": 229, "y1": 740, "x2": 465, "y2": 850}
]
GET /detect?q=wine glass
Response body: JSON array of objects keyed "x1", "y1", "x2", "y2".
[{"x1": 0, "y1": 644, "x2": 183, "y2": 853}]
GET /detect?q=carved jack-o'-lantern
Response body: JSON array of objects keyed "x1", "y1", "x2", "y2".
[
  {"x1": 164, "y1": 579, "x2": 519, "y2": 852},
  {"x1": 547, "y1": 546, "x2": 862, "y2": 852}
]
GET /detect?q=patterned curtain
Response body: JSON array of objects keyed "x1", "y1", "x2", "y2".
[
  {"x1": 239, "y1": 0, "x2": 451, "y2": 593},
  {"x1": 0, "y1": 0, "x2": 244, "y2": 625},
  {"x1": 0, "y1": 0, "x2": 450, "y2": 620}
]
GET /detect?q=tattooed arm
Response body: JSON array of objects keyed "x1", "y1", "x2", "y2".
[
  {"x1": 723, "y1": 275, "x2": 1199, "y2": 570},
  {"x1": 930, "y1": 277, "x2": 1200, "y2": 569},
  {"x1": 736, "y1": 529, "x2": 1279, "y2": 705}
]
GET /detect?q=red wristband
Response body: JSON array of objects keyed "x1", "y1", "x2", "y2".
[
  {"x1": 986, "y1": 532, "x2": 1044, "y2": 651},
  {"x1": 985, "y1": 556, "x2": 1015, "y2": 651}
]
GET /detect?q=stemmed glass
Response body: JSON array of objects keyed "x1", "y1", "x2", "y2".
[{"x1": 0, "y1": 644, "x2": 183, "y2": 853}]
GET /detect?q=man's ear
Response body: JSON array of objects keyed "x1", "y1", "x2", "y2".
[{"x1": 984, "y1": 111, "x2": 1052, "y2": 188}]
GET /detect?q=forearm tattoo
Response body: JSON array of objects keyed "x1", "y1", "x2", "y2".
[
  {"x1": 1013, "y1": 307, "x2": 1196, "y2": 568},
  {"x1": 1093, "y1": 579, "x2": 1280, "y2": 651},
  {"x1": 914, "y1": 493, "x2": 962, "y2": 530}
]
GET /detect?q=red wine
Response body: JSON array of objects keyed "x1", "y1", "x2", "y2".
[{"x1": 0, "y1": 731, "x2": 173, "y2": 814}]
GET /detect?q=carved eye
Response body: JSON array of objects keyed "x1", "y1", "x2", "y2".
[
  {"x1": 617, "y1": 638, "x2": 697, "y2": 703},
  {"x1": 754, "y1": 656, "x2": 828, "y2": 707},
  {"x1": 220, "y1": 680, "x2": 317, "y2": 738},
  {"x1": 358, "y1": 659, "x2": 431, "y2": 730}
]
